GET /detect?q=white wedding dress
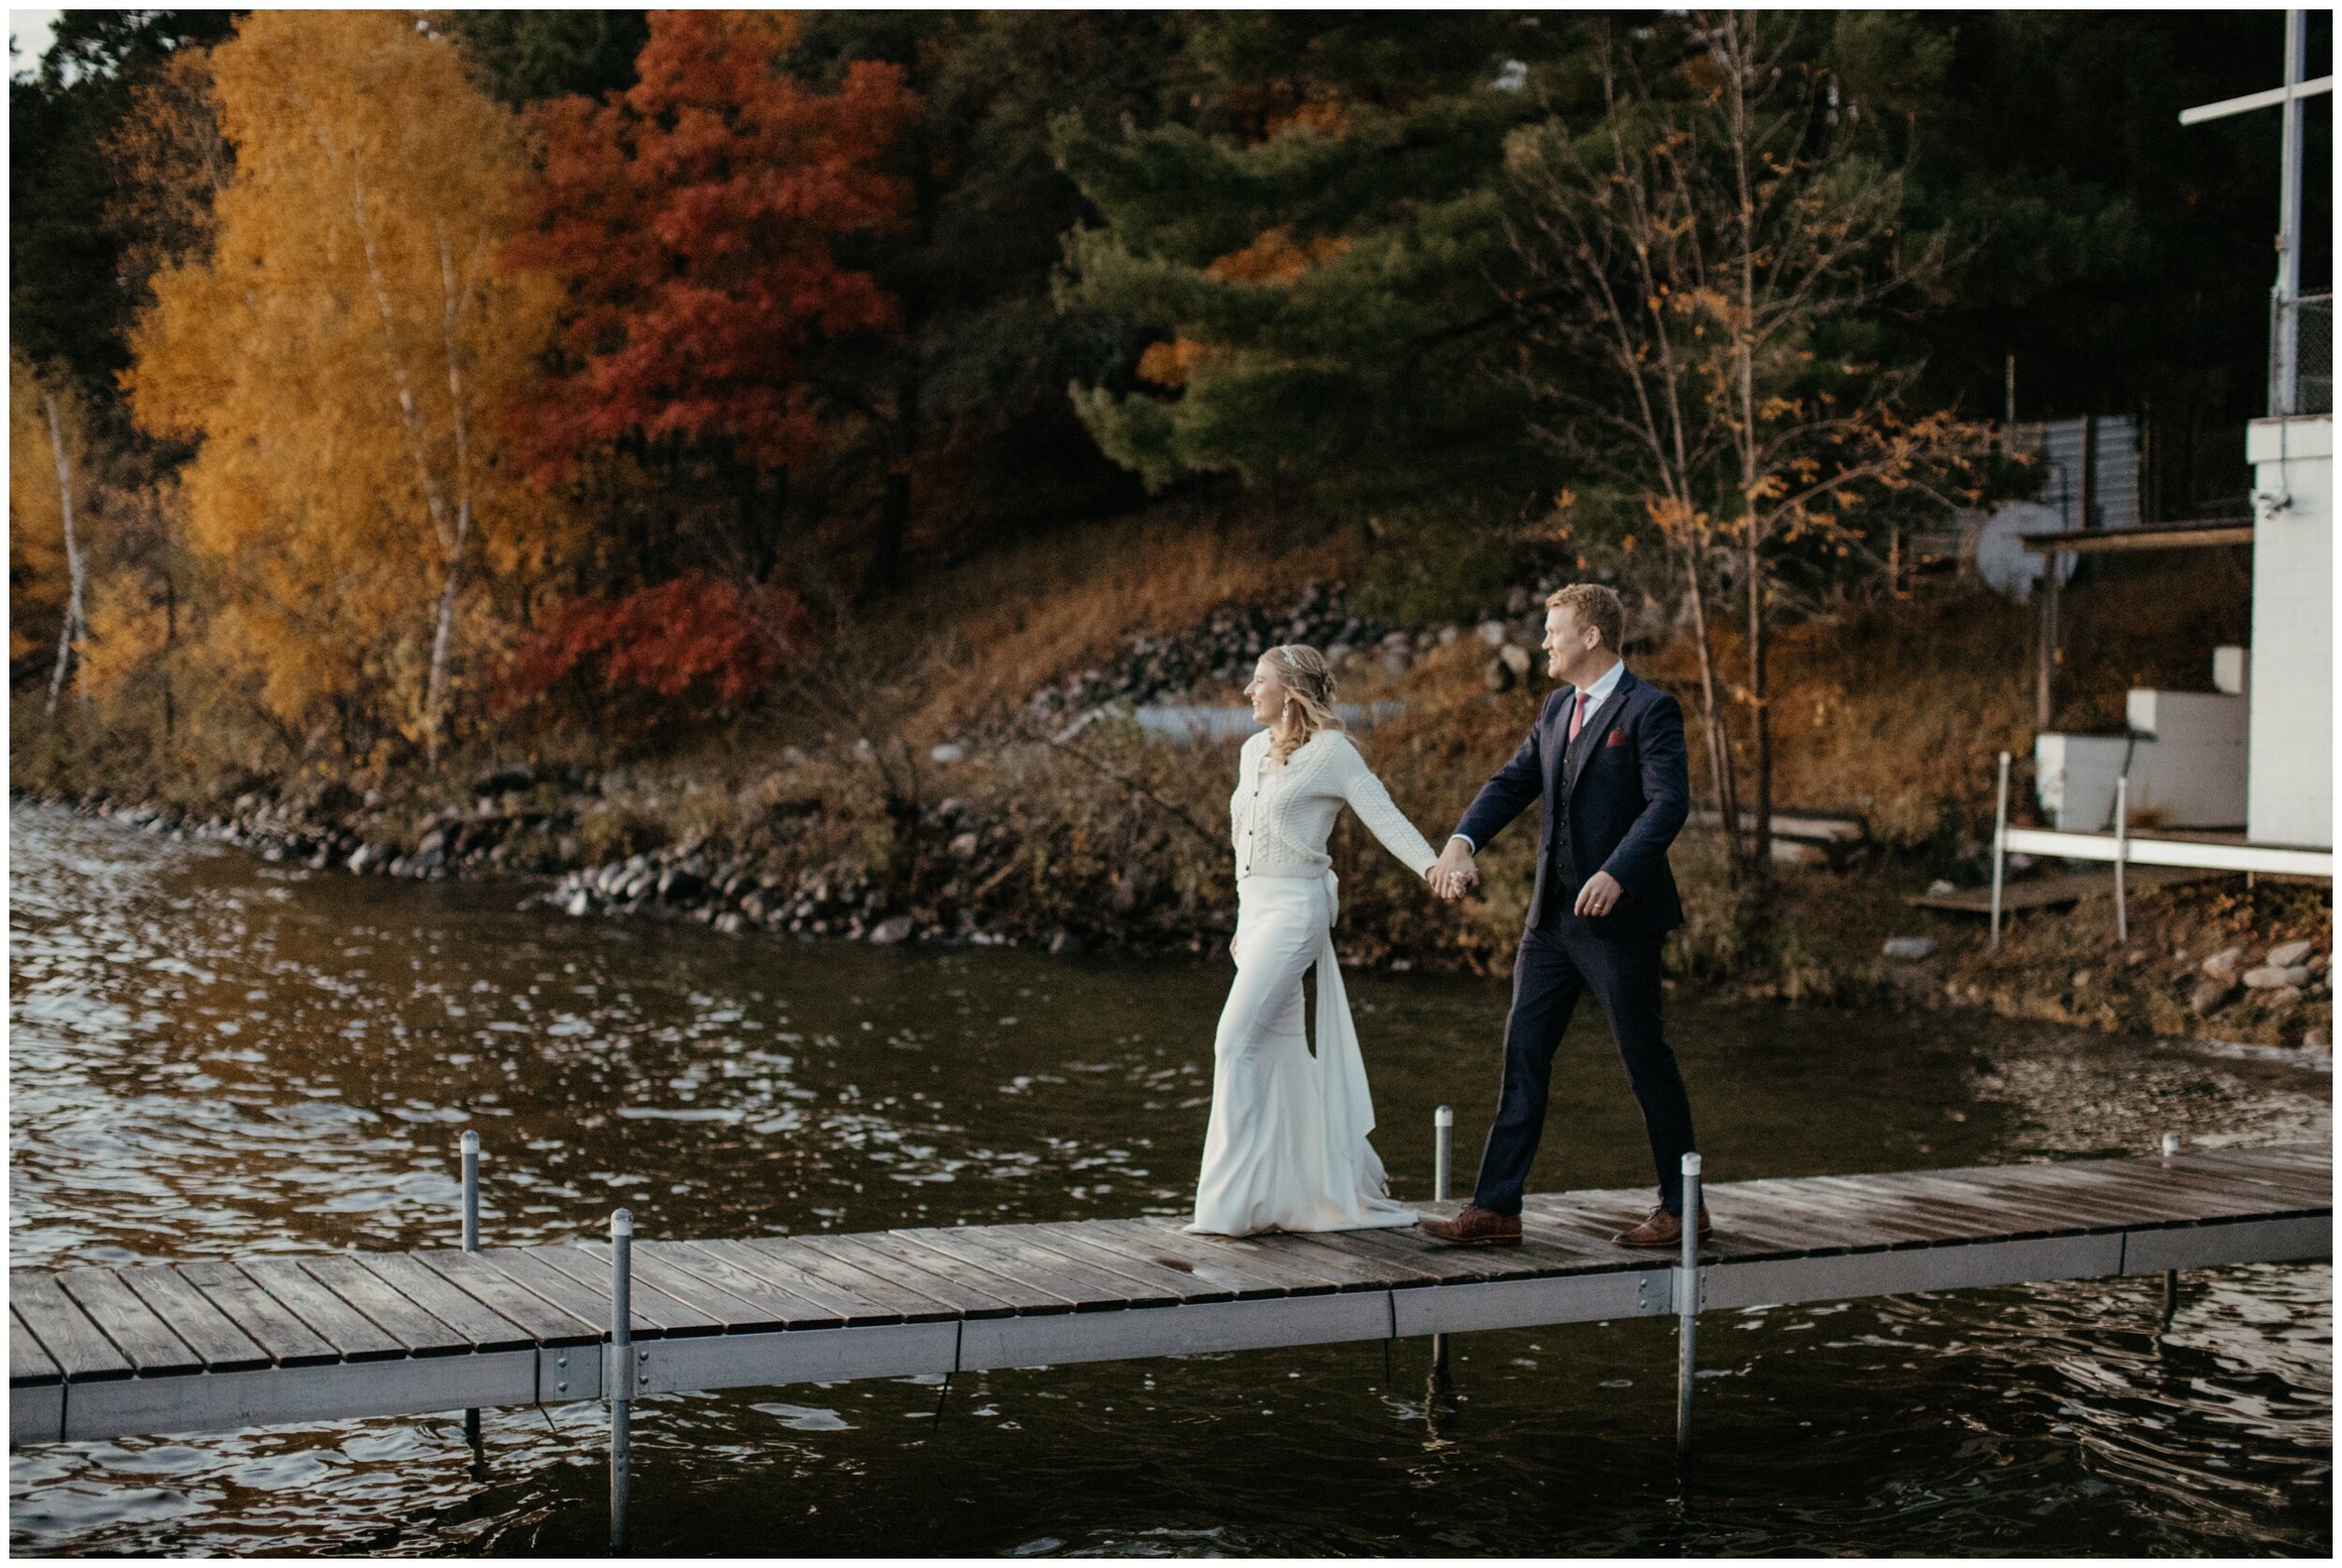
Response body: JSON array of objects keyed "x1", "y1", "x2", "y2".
[{"x1": 1187, "y1": 728, "x2": 1440, "y2": 1235}]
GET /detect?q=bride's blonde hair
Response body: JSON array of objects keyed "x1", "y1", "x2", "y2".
[{"x1": 1261, "y1": 643, "x2": 1343, "y2": 764}]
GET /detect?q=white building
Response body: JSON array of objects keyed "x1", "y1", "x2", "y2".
[{"x1": 2245, "y1": 413, "x2": 2332, "y2": 847}]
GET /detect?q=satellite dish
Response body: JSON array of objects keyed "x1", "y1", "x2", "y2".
[{"x1": 1973, "y1": 500, "x2": 2077, "y2": 600}]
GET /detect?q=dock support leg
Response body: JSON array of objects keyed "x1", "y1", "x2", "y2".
[
  {"x1": 461, "y1": 1132, "x2": 482, "y2": 1465},
  {"x1": 2158, "y1": 1133, "x2": 2181, "y2": 1325},
  {"x1": 611, "y1": 1208, "x2": 633, "y2": 1556},
  {"x1": 1430, "y1": 1106, "x2": 1453, "y2": 1379},
  {"x1": 1675, "y1": 1153, "x2": 1702, "y2": 1467},
  {"x1": 2113, "y1": 777, "x2": 2129, "y2": 943},
  {"x1": 1990, "y1": 752, "x2": 2010, "y2": 950}
]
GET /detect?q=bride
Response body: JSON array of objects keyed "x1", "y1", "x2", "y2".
[{"x1": 1187, "y1": 643, "x2": 1442, "y2": 1236}]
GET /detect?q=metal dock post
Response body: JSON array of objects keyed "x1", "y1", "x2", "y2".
[
  {"x1": 611, "y1": 1207, "x2": 633, "y2": 1554},
  {"x1": 2113, "y1": 777, "x2": 2129, "y2": 943},
  {"x1": 2159, "y1": 1132, "x2": 2182, "y2": 1324},
  {"x1": 461, "y1": 1132, "x2": 482, "y2": 1460},
  {"x1": 1431, "y1": 1106, "x2": 1454, "y2": 1377},
  {"x1": 1675, "y1": 1152, "x2": 1702, "y2": 1465},
  {"x1": 1990, "y1": 751, "x2": 2011, "y2": 949}
]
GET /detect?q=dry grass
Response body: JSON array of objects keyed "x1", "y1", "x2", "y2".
[{"x1": 867, "y1": 503, "x2": 1367, "y2": 742}]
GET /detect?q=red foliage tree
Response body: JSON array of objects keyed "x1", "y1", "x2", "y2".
[
  {"x1": 505, "y1": 573, "x2": 815, "y2": 710},
  {"x1": 511, "y1": 11, "x2": 916, "y2": 483}
]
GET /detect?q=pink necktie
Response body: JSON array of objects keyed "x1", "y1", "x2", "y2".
[{"x1": 1569, "y1": 690, "x2": 1588, "y2": 743}]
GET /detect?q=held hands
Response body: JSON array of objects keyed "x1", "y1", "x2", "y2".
[{"x1": 1428, "y1": 838, "x2": 1478, "y2": 902}]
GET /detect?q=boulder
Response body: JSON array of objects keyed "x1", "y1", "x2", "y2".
[
  {"x1": 566, "y1": 888, "x2": 593, "y2": 917},
  {"x1": 2242, "y1": 964, "x2": 2311, "y2": 990},
  {"x1": 2187, "y1": 976, "x2": 2236, "y2": 1016},
  {"x1": 1881, "y1": 936, "x2": 1936, "y2": 962},
  {"x1": 869, "y1": 914, "x2": 915, "y2": 946},
  {"x1": 2304, "y1": 1027, "x2": 2330, "y2": 1051},
  {"x1": 2266, "y1": 939, "x2": 2316, "y2": 969},
  {"x1": 930, "y1": 743, "x2": 966, "y2": 765},
  {"x1": 1477, "y1": 620, "x2": 1509, "y2": 648},
  {"x1": 2201, "y1": 946, "x2": 2246, "y2": 982}
]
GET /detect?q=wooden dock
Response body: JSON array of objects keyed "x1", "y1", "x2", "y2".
[{"x1": 9, "y1": 1142, "x2": 2330, "y2": 1446}]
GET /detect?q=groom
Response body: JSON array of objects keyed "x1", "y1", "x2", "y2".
[{"x1": 1418, "y1": 584, "x2": 1707, "y2": 1249}]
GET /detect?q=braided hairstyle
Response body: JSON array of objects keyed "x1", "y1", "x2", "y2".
[{"x1": 1260, "y1": 643, "x2": 1344, "y2": 765}]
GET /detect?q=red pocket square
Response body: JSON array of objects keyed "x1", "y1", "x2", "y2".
[{"x1": 1605, "y1": 728, "x2": 1627, "y2": 747}]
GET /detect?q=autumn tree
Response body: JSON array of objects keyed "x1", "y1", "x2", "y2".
[
  {"x1": 1505, "y1": 12, "x2": 1992, "y2": 878},
  {"x1": 511, "y1": 10, "x2": 915, "y2": 589},
  {"x1": 125, "y1": 10, "x2": 566, "y2": 769}
]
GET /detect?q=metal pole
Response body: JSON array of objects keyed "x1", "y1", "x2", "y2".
[
  {"x1": 2113, "y1": 776, "x2": 2129, "y2": 943},
  {"x1": 611, "y1": 1208, "x2": 632, "y2": 1555},
  {"x1": 1990, "y1": 752, "x2": 2011, "y2": 949},
  {"x1": 462, "y1": 1131, "x2": 480, "y2": 1252},
  {"x1": 1431, "y1": 1106, "x2": 1454, "y2": 1377},
  {"x1": 2158, "y1": 1133, "x2": 2181, "y2": 1323},
  {"x1": 462, "y1": 1132, "x2": 482, "y2": 1460},
  {"x1": 2275, "y1": 9, "x2": 2307, "y2": 413},
  {"x1": 1674, "y1": 1152, "x2": 1702, "y2": 1465}
]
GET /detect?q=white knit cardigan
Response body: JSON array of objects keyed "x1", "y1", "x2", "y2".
[{"x1": 1230, "y1": 728, "x2": 1439, "y2": 883}]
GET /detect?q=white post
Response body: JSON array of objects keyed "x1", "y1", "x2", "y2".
[
  {"x1": 610, "y1": 1208, "x2": 633, "y2": 1554},
  {"x1": 2113, "y1": 775, "x2": 2129, "y2": 943},
  {"x1": 1433, "y1": 1105, "x2": 1454, "y2": 1203},
  {"x1": 1991, "y1": 751, "x2": 2011, "y2": 949},
  {"x1": 1674, "y1": 1152, "x2": 1702, "y2": 1464},
  {"x1": 1431, "y1": 1106, "x2": 1455, "y2": 1376},
  {"x1": 2275, "y1": 9, "x2": 2307, "y2": 413}
]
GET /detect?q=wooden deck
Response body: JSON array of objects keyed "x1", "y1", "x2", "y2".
[{"x1": 10, "y1": 1143, "x2": 2329, "y2": 1445}]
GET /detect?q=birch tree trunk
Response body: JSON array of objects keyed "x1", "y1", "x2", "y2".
[{"x1": 43, "y1": 392, "x2": 88, "y2": 717}]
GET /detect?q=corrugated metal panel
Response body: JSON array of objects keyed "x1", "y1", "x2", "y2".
[{"x1": 2010, "y1": 416, "x2": 2141, "y2": 530}]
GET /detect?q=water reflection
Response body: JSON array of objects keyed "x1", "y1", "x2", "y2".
[{"x1": 7, "y1": 805, "x2": 2331, "y2": 1554}]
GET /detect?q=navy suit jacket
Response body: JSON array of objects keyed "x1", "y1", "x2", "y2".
[{"x1": 1452, "y1": 668, "x2": 1691, "y2": 938}]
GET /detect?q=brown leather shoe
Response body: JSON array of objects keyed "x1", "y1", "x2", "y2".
[
  {"x1": 1611, "y1": 1206, "x2": 1713, "y2": 1248},
  {"x1": 1416, "y1": 1205, "x2": 1522, "y2": 1247}
]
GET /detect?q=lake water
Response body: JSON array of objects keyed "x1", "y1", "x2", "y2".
[{"x1": 7, "y1": 803, "x2": 2331, "y2": 1555}]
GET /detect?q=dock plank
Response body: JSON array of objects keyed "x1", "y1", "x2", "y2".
[
  {"x1": 680, "y1": 1239, "x2": 907, "y2": 1327},
  {"x1": 525, "y1": 1245, "x2": 725, "y2": 1338},
  {"x1": 116, "y1": 1266, "x2": 272, "y2": 1371},
  {"x1": 56, "y1": 1268, "x2": 200, "y2": 1376},
  {"x1": 572, "y1": 1240, "x2": 783, "y2": 1333},
  {"x1": 234, "y1": 1258, "x2": 408, "y2": 1362},
  {"x1": 897, "y1": 1225, "x2": 1178, "y2": 1310},
  {"x1": 11, "y1": 1273, "x2": 133, "y2": 1381},
  {"x1": 639, "y1": 1241, "x2": 856, "y2": 1329},
  {"x1": 10, "y1": 1309, "x2": 61, "y2": 1385},
  {"x1": 296, "y1": 1255, "x2": 471, "y2": 1356},
  {"x1": 351, "y1": 1253, "x2": 536, "y2": 1354},
  {"x1": 1117, "y1": 1220, "x2": 1370, "y2": 1294},
  {"x1": 746, "y1": 1238, "x2": 966, "y2": 1323},
  {"x1": 412, "y1": 1249, "x2": 602, "y2": 1344},
  {"x1": 1076, "y1": 1222, "x2": 1297, "y2": 1300},
  {"x1": 1006, "y1": 1224, "x2": 1241, "y2": 1305},
  {"x1": 174, "y1": 1262, "x2": 338, "y2": 1368},
  {"x1": 797, "y1": 1235, "x2": 1036, "y2": 1318}
]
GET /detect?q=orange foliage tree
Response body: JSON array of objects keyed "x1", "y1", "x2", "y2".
[
  {"x1": 124, "y1": 11, "x2": 569, "y2": 768},
  {"x1": 511, "y1": 9, "x2": 915, "y2": 584}
]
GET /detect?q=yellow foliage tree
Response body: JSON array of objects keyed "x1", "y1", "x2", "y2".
[{"x1": 125, "y1": 11, "x2": 567, "y2": 767}]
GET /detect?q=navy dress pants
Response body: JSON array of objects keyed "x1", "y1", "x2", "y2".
[{"x1": 1470, "y1": 913, "x2": 1697, "y2": 1217}]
